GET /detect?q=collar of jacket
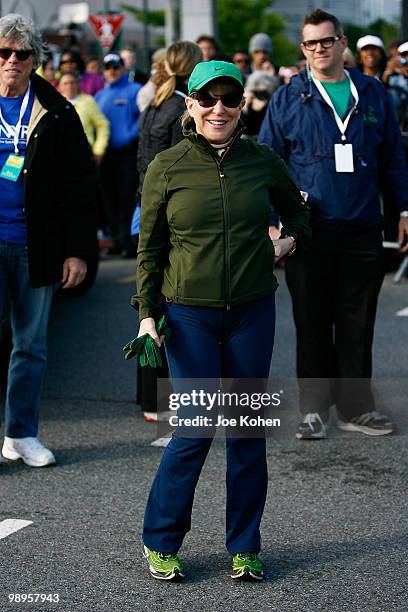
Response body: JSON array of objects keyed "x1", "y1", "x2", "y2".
[
  {"x1": 294, "y1": 66, "x2": 373, "y2": 103},
  {"x1": 27, "y1": 73, "x2": 72, "y2": 143},
  {"x1": 30, "y1": 72, "x2": 69, "y2": 112},
  {"x1": 183, "y1": 124, "x2": 245, "y2": 159},
  {"x1": 107, "y1": 73, "x2": 130, "y2": 89}
]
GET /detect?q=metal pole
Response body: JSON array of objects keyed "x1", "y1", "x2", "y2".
[
  {"x1": 212, "y1": 0, "x2": 218, "y2": 39},
  {"x1": 403, "y1": 0, "x2": 408, "y2": 41},
  {"x1": 143, "y1": 0, "x2": 150, "y2": 72}
]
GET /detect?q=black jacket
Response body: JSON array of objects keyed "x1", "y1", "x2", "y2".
[
  {"x1": 137, "y1": 89, "x2": 187, "y2": 192},
  {"x1": 23, "y1": 74, "x2": 96, "y2": 287}
]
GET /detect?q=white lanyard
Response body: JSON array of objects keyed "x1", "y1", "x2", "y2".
[
  {"x1": 313, "y1": 70, "x2": 359, "y2": 142},
  {"x1": 0, "y1": 82, "x2": 31, "y2": 154}
]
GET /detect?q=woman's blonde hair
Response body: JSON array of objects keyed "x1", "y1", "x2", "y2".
[
  {"x1": 153, "y1": 41, "x2": 202, "y2": 107},
  {"x1": 152, "y1": 50, "x2": 169, "y2": 91}
]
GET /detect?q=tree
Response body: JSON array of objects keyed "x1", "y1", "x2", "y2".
[
  {"x1": 344, "y1": 18, "x2": 400, "y2": 52},
  {"x1": 217, "y1": 0, "x2": 298, "y2": 66},
  {"x1": 120, "y1": 0, "x2": 298, "y2": 65},
  {"x1": 119, "y1": 4, "x2": 165, "y2": 28}
]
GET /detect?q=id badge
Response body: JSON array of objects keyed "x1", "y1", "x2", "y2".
[
  {"x1": 0, "y1": 154, "x2": 25, "y2": 182},
  {"x1": 334, "y1": 144, "x2": 354, "y2": 173}
]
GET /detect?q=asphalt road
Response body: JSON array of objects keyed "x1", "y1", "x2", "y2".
[{"x1": 1, "y1": 258, "x2": 407, "y2": 612}]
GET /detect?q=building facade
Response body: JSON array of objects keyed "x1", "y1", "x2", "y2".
[
  {"x1": 271, "y1": 0, "x2": 400, "y2": 42},
  {"x1": 1, "y1": 0, "x2": 399, "y2": 48}
]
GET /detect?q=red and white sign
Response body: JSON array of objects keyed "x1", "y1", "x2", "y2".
[{"x1": 89, "y1": 14, "x2": 125, "y2": 49}]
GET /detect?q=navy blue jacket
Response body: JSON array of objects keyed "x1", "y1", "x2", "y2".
[{"x1": 258, "y1": 68, "x2": 408, "y2": 231}]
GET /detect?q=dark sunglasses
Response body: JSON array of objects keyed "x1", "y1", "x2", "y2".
[
  {"x1": 301, "y1": 36, "x2": 341, "y2": 51},
  {"x1": 104, "y1": 63, "x2": 120, "y2": 70},
  {"x1": 190, "y1": 90, "x2": 243, "y2": 108},
  {"x1": 0, "y1": 47, "x2": 33, "y2": 61},
  {"x1": 60, "y1": 58, "x2": 76, "y2": 65}
]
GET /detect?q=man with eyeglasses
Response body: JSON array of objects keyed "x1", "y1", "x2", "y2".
[
  {"x1": 95, "y1": 53, "x2": 142, "y2": 258},
  {"x1": 0, "y1": 14, "x2": 96, "y2": 466},
  {"x1": 232, "y1": 50, "x2": 251, "y2": 81},
  {"x1": 259, "y1": 9, "x2": 408, "y2": 440}
]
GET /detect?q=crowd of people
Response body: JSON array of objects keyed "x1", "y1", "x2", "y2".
[
  {"x1": 24, "y1": 18, "x2": 408, "y2": 259},
  {"x1": 28, "y1": 21, "x2": 408, "y2": 260},
  {"x1": 1, "y1": 8, "x2": 408, "y2": 584}
]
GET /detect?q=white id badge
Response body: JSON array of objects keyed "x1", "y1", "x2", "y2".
[{"x1": 334, "y1": 143, "x2": 354, "y2": 173}]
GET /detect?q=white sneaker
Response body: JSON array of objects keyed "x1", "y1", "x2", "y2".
[{"x1": 2, "y1": 437, "x2": 56, "y2": 467}]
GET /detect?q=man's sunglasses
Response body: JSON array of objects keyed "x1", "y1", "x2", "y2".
[
  {"x1": 104, "y1": 63, "x2": 121, "y2": 70},
  {"x1": 190, "y1": 90, "x2": 243, "y2": 108},
  {"x1": 0, "y1": 48, "x2": 33, "y2": 61},
  {"x1": 60, "y1": 58, "x2": 75, "y2": 65},
  {"x1": 301, "y1": 36, "x2": 341, "y2": 51}
]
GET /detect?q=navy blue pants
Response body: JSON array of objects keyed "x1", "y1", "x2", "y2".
[{"x1": 143, "y1": 294, "x2": 275, "y2": 554}]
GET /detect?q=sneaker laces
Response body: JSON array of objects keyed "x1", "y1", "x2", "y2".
[
  {"x1": 236, "y1": 553, "x2": 257, "y2": 561},
  {"x1": 21, "y1": 437, "x2": 48, "y2": 451},
  {"x1": 353, "y1": 411, "x2": 388, "y2": 425},
  {"x1": 303, "y1": 413, "x2": 324, "y2": 429},
  {"x1": 157, "y1": 552, "x2": 177, "y2": 561}
]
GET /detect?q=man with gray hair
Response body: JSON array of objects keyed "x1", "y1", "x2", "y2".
[{"x1": 0, "y1": 14, "x2": 96, "y2": 466}]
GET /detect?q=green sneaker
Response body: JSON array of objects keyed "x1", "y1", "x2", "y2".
[
  {"x1": 143, "y1": 545, "x2": 185, "y2": 580},
  {"x1": 231, "y1": 553, "x2": 264, "y2": 581}
]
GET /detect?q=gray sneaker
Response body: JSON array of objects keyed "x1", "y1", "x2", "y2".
[
  {"x1": 338, "y1": 411, "x2": 394, "y2": 436},
  {"x1": 296, "y1": 413, "x2": 327, "y2": 440}
]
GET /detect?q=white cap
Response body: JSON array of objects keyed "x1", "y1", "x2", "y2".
[
  {"x1": 356, "y1": 35, "x2": 384, "y2": 51},
  {"x1": 103, "y1": 53, "x2": 123, "y2": 66},
  {"x1": 398, "y1": 42, "x2": 408, "y2": 54}
]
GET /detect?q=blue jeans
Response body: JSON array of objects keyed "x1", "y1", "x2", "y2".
[
  {"x1": 143, "y1": 294, "x2": 275, "y2": 554},
  {"x1": 0, "y1": 240, "x2": 56, "y2": 438}
]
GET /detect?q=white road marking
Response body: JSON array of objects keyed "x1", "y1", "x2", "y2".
[
  {"x1": 150, "y1": 437, "x2": 171, "y2": 447},
  {"x1": 396, "y1": 307, "x2": 408, "y2": 317},
  {"x1": 0, "y1": 519, "x2": 33, "y2": 540}
]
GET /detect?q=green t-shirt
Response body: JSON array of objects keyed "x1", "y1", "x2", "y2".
[{"x1": 319, "y1": 78, "x2": 351, "y2": 120}]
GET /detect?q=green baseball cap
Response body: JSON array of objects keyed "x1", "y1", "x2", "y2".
[{"x1": 188, "y1": 60, "x2": 244, "y2": 94}]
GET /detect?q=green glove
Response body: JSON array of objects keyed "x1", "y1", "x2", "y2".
[
  {"x1": 156, "y1": 314, "x2": 171, "y2": 339},
  {"x1": 123, "y1": 333, "x2": 146, "y2": 360},
  {"x1": 140, "y1": 335, "x2": 164, "y2": 368},
  {"x1": 123, "y1": 315, "x2": 171, "y2": 368}
]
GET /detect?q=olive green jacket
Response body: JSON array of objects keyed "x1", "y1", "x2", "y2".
[{"x1": 132, "y1": 131, "x2": 310, "y2": 320}]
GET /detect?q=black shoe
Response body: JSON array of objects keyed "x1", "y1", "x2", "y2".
[
  {"x1": 296, "y1": 413, "x2": 327, "y2": 440},
  {"x1": 338, "y1": 411, "x2": 394, "y2": 436}
]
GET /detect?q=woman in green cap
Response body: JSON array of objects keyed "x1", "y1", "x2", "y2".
[{"x1": 133, "y1": 60, "x2": 311, "y2": 581}]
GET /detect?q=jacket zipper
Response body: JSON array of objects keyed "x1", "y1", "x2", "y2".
[
  {"x1": 218, "y1": 162, "x2": 231, "y2": 309},
  {"x1": 218, "y1": 130, "x2": 243, "y2": 310},
  {"x1": 199, "y1": 130, "x2": 243, "y2": 310}
]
